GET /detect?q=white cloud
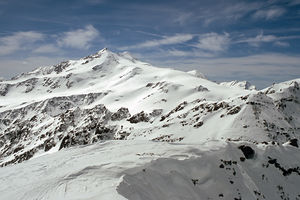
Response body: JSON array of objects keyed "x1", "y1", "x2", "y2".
[
  {"x1": 237, "y1": 32, "x2": 277, "y2": 46},
  {"x1": 33, "y1": 44, "x2": 61, "y2": 54},
  {"x1": 253, "y1": 7, "x2": 286, "y2": 20},
  {"x1": 167, "y1": 49, "x2": 189, "y2": 57},
  {"x1": 0, "y1": 31, "x2": 44, "y2": 55},
  {"x1": 201, "y1": 2, "x2": 262, "y2": 25},
  {"x1": 236, "y1": 32, "x2": 300, "y2": 47},
  {"x1": 196, "y1": 33, "x2": 230, "y2": 52},
  {"x1": 57, "y1": 25, "x2": 100, "y2": 49},
  {"x1": 223, "y1": 2, "x2": 262, "y2": 20},
  {"x1": 122, "y1": 34, "x2": 194, "y2": 50},
  {"x1": 274, "y1": 41, "x2": 290, "y2": 47},
  {"x1": 174, "y1": 13, "x2": 193, "y2": 25},
  {"x1": 147, "y1": 53, "x2": 300, "y2": 89},
  {"x1": 252, "y1": 34, "x2": 277, "y2": 42},
  {"x1": 167, "y1": 49, "x2": 215, "y2": 58}
]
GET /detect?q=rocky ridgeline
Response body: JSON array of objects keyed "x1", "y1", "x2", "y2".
[
  {"x1": 0, "y1": 96, "x2": 164, "y2": 166},
  {"x1": 1, "y1": 85, "x2": 299, "y2": 167}
]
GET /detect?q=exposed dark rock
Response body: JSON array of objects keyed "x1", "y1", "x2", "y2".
[
  {"x1": 193, "y1": 121, "x2": 203, "y2": 128},
  {"x1": 59, "y1": 135, "x2": 71, "y2": 150},
  {"x1": 0, "y1": 84, "x2": 10, "y2": 96},
  {"x1": 238, "y1": 145, "x2": 255, "y2": 159},
  {"x1": 289, "y1": 138, "x2": 298, "y2": 148},
  {"x1": 152, "y1": 135, "x2": 184, "y2": 142},
  {"x1": 111, "y1": 107, "x2": 131, "y2": 121},
  {"x1": 150, "y1": 109, "x2": 163, "y2": 117},
  {"x1": 95, "y1": 125, "x2": 115, "y2": 140},
  {"x1": 66, "y1": 80, "x2": 74, "y2": 89},
  {"x1": 20, "y1": 78, "x2": 38, "y2": 93},
  {"x1": 161, "y1": 101, "x2": 187, "y2": 121},
  {"x1": 268, "y1": 158, "x2": 277, "y2": 164},
  {"x1": 128, "y1": 111, "x2": 149, "y2": 123},
  {"x1": 114, "y1": 131, "x2": 130, "y2": 140},
  {"x1": 1, "y1": 147, "x2": 41, "y2": 167},
  {"x1": 13, "y1": 145, "x2": 24, "y2": 153},
  {"x1": 267, "y1": 156, "x2": 300, "y2": 176},
  {"x1": 191, "y1": 179, "x2": 199, "y2": 186},
  {"x1": 44, "y1": 138, "x2": 56, "y2": 152},
  {"x1": 146, "y1": 83, "x2": 154, "y2": 87},
  {"x1": 92, "y1": 64, "x2": 103, "y2": 71},
  {"x1": 227, "y1": 106, "x2": 241, "y2": 115},
  {"x1": 240, "y1": 95, "x2": 249, "y2": 100},
  {"x1": 53, "y1": 61, "x2": 70, "y2": 74},
  {"x1": 196, "y1": 85, "x2": 209, "y2": 92}
]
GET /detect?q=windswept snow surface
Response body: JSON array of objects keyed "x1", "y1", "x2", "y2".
[
  {"x1": 1, "y1": 140, "x2": 300, "y2": 200},
  {"x1": 0, "y1": 48, "x2": 300, "y2": 199}
]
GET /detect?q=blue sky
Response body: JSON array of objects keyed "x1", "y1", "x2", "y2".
[{"x1": 0, "y1": 0, "x2": 300, "y2": 88}]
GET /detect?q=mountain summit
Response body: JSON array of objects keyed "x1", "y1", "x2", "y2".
[{"x1": 0, "y1": 49, "x2": 300, "y2": 200}]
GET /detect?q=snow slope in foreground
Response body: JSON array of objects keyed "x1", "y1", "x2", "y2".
[{"x1": 0, "y1": 140, "x2": 300, "y2": 200}]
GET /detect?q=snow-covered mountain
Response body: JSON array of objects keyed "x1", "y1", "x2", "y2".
[
  {"x1": 0, "y1": 48, "x2": 299, "y2": 200},
  {"x1": 219, "y1": 80, "x2": 256, "y2": 90}
]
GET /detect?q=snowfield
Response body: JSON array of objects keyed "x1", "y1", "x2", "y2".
[
  {"x1": 1, "y1": 140, "x2": 300, "y2": 200},
  {"x1": 0, "y1": 48, "x2": 299, "y2": 199}
]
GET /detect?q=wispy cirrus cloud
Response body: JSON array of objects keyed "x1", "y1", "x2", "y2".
[
  {"x1": 201, "y1": 2, "x2": 262, "y2": 25},
  {"x1": 167, "y1": 49, "x2": 215, "y2": 57},
  {"x1": 253, "y1": 7, "x2": 286, "y2": 20},
  {"x1": 33, "y1": 44, "x2": 61, "y2": 54},
  {"x1": 235, "y1": 32, "x2": 299, "y2": 47},
  {"x1": 195, "y1": 33, "x2": 230, "y2": 52},
  {"x1": 237, "y1": 32, "x2": 277, "y2": 46},
  {"x1": 0, "y1": 25, "x2": 101, "y2": 56},
  {"x1": 144, "y1": 51, "x2": 300, "y2": 89},
  {"x1": 221, "y1": 2, "x2": 261, "y2": 20},
  {"x1": 121, "y1": 34, "x2": 194, "y2": 50},
  {"x1": 0, "y1": 31, "x2": 44, "y2": 56},
  {"x1": 274, "y1": 41, "x2": 290, "y2": 47},
  {"x1": 122, "y1": 32, "x2": 230, "y2": 54},
  {"x1": 174, "y1": 13, "x2": 193, "y2": 25},
  {"x1": 57, "y1": 25, "x2": 100, "y2": 49}
]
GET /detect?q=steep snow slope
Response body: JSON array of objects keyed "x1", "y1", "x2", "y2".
[
  {"x1": 0, "y1": 48, "x2": 299, "y2": 168},
  {"x1": 0, "y1": 48, "x2": 244, "y2": 112}
]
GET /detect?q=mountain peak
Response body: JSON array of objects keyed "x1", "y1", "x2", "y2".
[
  {"x1": 187, "y1": 70, "x2": 206, "y2": 79},
  {"x1": 220, "y1": 80, "x2": 256, "y2": 90},
  {"x1": 97, "y1": 47, "x2": 109, "y2": 54},
  {"x1": 0, "y1": 49, "x2": 300, "y2": 200}
]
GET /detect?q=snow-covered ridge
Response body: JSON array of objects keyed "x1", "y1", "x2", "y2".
[
  {"x1": 0, "y1": 48, "x2": 299, "y2": 168},
  {"x1": 0, "y1": 48, "x2": 300, "y2": 200},
  {"x1": 187, "y1": 69, "x2": 206, "y2": 79},
  {"x1": 220, "y1": 80, "x2": 256, "y2": 90}
]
